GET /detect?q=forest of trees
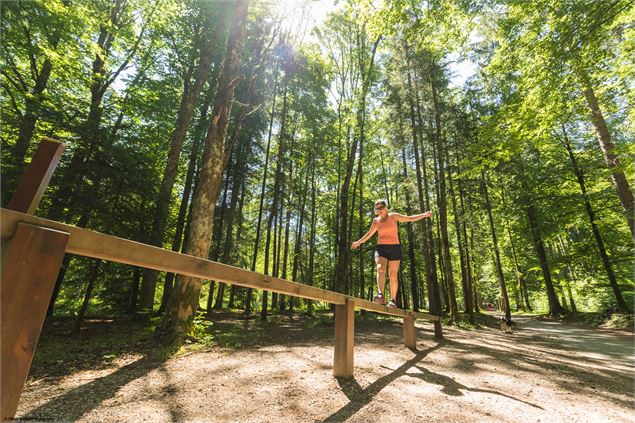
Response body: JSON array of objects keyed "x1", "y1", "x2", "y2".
[{"x1": 2, "y1": 0, "x2": 633, "y2": 341}]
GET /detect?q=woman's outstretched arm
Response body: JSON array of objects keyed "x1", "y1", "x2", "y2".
[
  {"x1": 391, "y1": 211, "x2": 432, "y2": 223},
  {"x1": 351, "y1": 219, "x2": 378, "y2": 249}
]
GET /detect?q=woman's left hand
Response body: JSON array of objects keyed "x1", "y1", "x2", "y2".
[{"x1": 423, "y1": 211, "x2": 432, "y2": 219}]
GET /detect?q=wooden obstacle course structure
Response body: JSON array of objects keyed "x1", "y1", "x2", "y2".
[{"x1": 0, "y1": 138, "x2": 442, "y2": 419}]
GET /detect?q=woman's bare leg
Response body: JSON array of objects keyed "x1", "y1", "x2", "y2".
[
  {"x1": 388, "y1": 260, "x2": 401, "y2": 301},
  {"x1": 375, "y1": 256, "x2": 388, "y2": 295}
]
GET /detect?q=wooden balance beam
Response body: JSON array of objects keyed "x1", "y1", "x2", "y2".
[
  {"x1": 1, "y1": 139, "x2": 442, "y2": 419},
  {"x1": 1, "y1": 207, "x2": 443, "y2": 408}
]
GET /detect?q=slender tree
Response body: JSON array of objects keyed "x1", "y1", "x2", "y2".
[
  {"x1": 482, "y1": 171, "x2": 511, "y2": 322},
  {"x1": 560, "y1": 127, "x2": 630, "y2": 312},
  {"x1": 160, "y1": 0, "x2": 249, "y2": 341},
  {"x1": 139, "y1": 6, "x2": 223, "y2": 311}
]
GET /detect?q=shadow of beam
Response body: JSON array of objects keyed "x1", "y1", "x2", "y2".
[{"x1": 323, "y1": 342, "x2": 444, "y2": 422}]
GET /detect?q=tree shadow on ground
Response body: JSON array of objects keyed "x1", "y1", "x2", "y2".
[
  {"x1": 406, "y1": 364, "x2": 543, "y2": 409},
  {"x1": 438, "y1": 322, "x2": 634, "y2": 411},
  {"x1": 29, "y1": 316, "x2": 160, "y2": 382},
  {"x1": 20, "y1": 354, "x2": 167, "y2": 421}
]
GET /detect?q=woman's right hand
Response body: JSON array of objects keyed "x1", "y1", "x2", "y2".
[{"x1": 351, "y1": 240, "x2": 361, "y2": 250}]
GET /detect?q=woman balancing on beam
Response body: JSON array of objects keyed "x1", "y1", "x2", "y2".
[{"x1": 351, "y1": 199, "x2": 432, "y2": 308}]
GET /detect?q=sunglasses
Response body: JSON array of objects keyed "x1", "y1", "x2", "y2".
[{"x1": 374, "y1": 205, "x2": 385, "y2": 211}]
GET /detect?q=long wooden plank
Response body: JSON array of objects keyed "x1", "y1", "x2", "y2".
[
  {"x1": 0, "y1": 208, "x2": 345, "y2": 305},
  {"x1": 353, "y1": 298, "x2": 441, "y2": 321},
  {"x1": 411, "y1": 311, "x2": 441, "y2": 322},
  {"x1": 1, "y1": 223, "x2": 69, "y2": 420},
  {"x1": 0, "y1": 208, "x2": 444, "y2": 323},
  {"x1": 353, "y1": 298, "x2": 408, "y2": 317},
  {"x1": 6, "y1": 138, "x2": 65, "y2": 215}
]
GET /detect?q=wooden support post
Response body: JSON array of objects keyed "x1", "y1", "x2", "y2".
[
  {"x1": 7, "y1": 138, "x2": 65, "y2": 215},
  {"x1": 1, "y1": 223, "x2": 69, "y2": 420},
  {"x1": 403, "y1": 313, "x2": 416, "y2": 349},
  {"x1": 333, "y1": 298, "x2": 355, "y2": 377}
]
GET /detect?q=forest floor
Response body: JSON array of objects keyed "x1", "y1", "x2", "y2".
[{"x1": 16, "y1": 311, "x2": 635, "y2": 422}]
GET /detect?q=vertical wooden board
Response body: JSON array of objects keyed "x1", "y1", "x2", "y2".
[
  {"x1": 403, "y1": 314, "x2": 416, "y2": 349},
  {"x1": 333, "y1": 298, "x2": 355, "y2": 377},
  {"x1": 1, "y1": 223, "x2": 69, "y2": 420},
  {"x1": 7, "y1": 138, "x2": 65, "y2": 215}
]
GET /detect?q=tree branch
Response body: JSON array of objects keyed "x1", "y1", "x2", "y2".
[
  {"x1": 1, "y1": 82, "x2": 24, "y2": 118},
  {"x1": 103, "y1": 2, "x2": 158, "y2": 96}
]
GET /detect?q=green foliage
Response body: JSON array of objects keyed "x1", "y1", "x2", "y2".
[{"x1": 2, "y1": 0, "x2": 632, "y2": 338}]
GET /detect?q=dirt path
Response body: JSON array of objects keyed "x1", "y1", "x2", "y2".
[{"x1": 17, "y1": 314, "x2": 634, "y2": 422}]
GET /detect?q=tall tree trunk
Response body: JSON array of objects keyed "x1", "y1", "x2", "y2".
[
  {"x1": 158, "y1": 105, "x2": 207, "y2": 313},
  {"x1": 334, "y1": 35, "x2": 380, "y2": 295},
  {"x1": 401, "y1": 148, "x2": 420, "y2": 311},
  {"x1": 469, "y1": 219, "x2": 480, "y2": 313},
  {"x1": 127, "y1": 267, "x2": 141, "y2": 314},
  {"x1": 507, "y1": 224, "x2": 531, "y2": 312},
  {"x1": 578, "y1": 71, "x2": 635, "y2": 238},
  {"x1": 403, "y1": 73, "x2": 438, "y2": 315},
  {"x1": 291, "y1": 158, "x2": 311, "y2": 310},
  {"x1": 347, "y1": 161, "x2": 360, "y2": 296},
  {"x1": 500, "y1": 180, "x2": 531, "y2": 312},
  {"x1": 413, "y1": 64, "x2": 441, "y2": 315},
  {"x1": 279, "y1": 131, "x2": 298, "y2": 311},
  {"x1": 72, "y1": 260, "x2": 102, "y2": 335},
  {"x1": 159, "y1": 0, "x2": 248, "y2": 342},
  {"x1": 214, "y1": 140, "x2": 247, "y2": 310},
  {"x1": 562, "y1": 128, "x2": 630, "y2": 312},
  {"x1": 380, "y1": 156, "x2": 391, "y2": 204},
  {"x1": 335, "y1": 138, "x2": 359, "y2": 294},
  {"x1": 518, "y1": 164, "x2": 564, "y2": 316},
  {"x1": 557, "y1": 237, "x2": 578, "y2": 313},
  {"x1": 435, "y1": 217, "x2": 448, "y2": 312},
  {"x1": 333, "y1": 103, "x2": 344, "y2": 288},
  {"x1": 482, "y1": 172, "x2": 511, "y2": 322},
  {"x1": 139, "y1": 10, "x2": 222, "y2": 311},
  {"x1": 454, "y1": 148, "x2": 475, "y2": 319},
  {"x1": 206, "y1": 166, "x2": 232, "y2": 312},
  {"x1": 261, "y1": 76, "x2": 290, "y2": 320},
  {"x1": 429, "y1": 64, "x2": 458, "y2": 321},
  {"x1": 271, "y1": 196, "x2": 282, "y2": 310},
  {"x1": 306, "y1": 149, "x2": 318, "y2": 315},
  {"x1": 357, "y1": 115, "x2": 365, "y2": 302},
  {"x1": 228, "y1": 173, "x2": 248, "y2": 310},
  {"x1": 279, "y1": 205, "x2": 292, "y2": 310},
  {"x1": 448, "y1": 147, "x2": 473, "y2": 322},
  {"x1": 246, "y1": 61, "x2": 280, "y2": 315}
]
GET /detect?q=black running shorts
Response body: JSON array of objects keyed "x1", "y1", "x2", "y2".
[{"x1": 374, "y1": 244, "x2": 402, "y2": 261}]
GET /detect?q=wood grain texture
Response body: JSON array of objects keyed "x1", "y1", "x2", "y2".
[
  {"x1": 1, "y1": 223, "x2": 69, "y2": 419},
  {"x1": 1, "y1": 208, "x2": 442, "y2": 324},
  {"x1": 333, "y1": 298, "x2": 355, "y2": 377},
  {"x1": 0, "y1": 209, "x2": 345, "y2": 305},
  {"x1": 403, "y1": 314, "x2": 416, "y2": 349},
  {"x1": 6, "y1": 138, "x2": 65, "y2": 215}
]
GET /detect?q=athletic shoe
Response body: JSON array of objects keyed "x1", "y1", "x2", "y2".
[
  {"x1": 373, "y1": 292, "x2": 385, "y2": 305},
  {"x1": 387, "y1": 300, "x2": 398, "y2": 308}
]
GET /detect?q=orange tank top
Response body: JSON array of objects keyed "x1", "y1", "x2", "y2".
[{"x1": 376, "y1": 215, "x2": 399, "y2": 245}]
